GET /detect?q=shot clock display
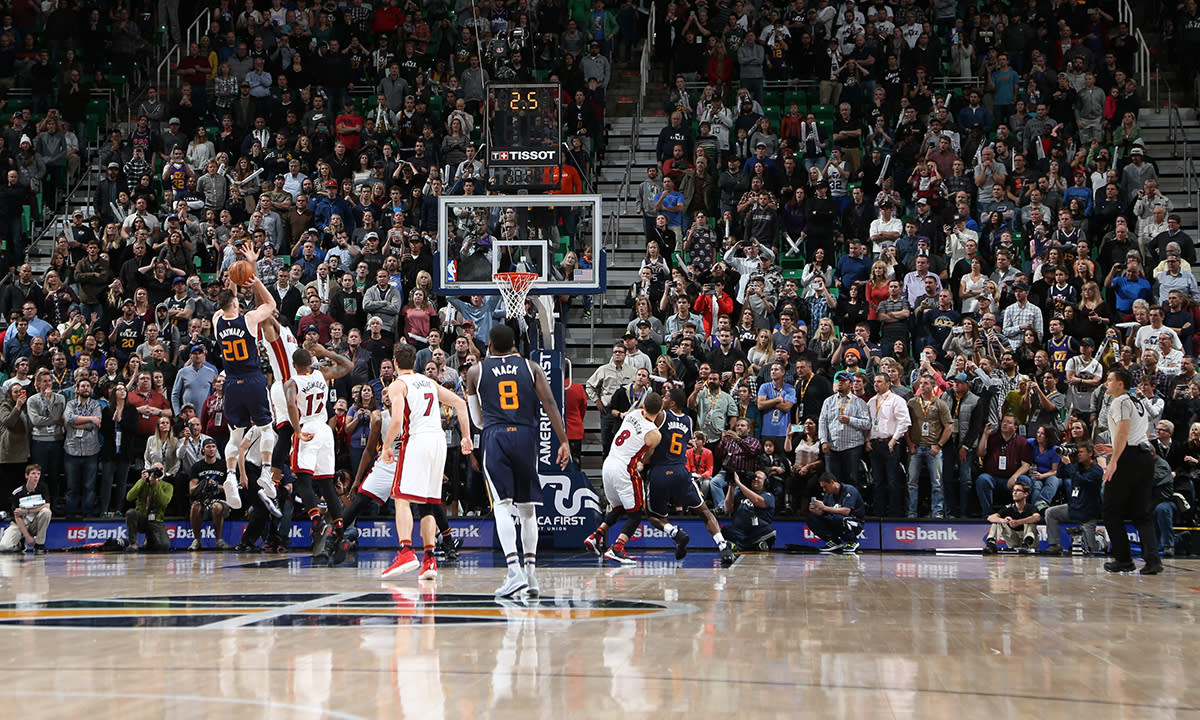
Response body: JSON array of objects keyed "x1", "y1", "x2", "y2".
[{"x1": 486, "y1": 83, "x2": 561, "y2": 169}]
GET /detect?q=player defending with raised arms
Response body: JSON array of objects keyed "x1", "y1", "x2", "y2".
[
  {"x1": 380, "y1": 343, "x2": 473, "y2": 580},
  {"x1": 583, "y1": 391, "x2": 664, "y2": 564},
  {"x1": 284, "y1": 343, "x2": 353, "y2": 556},
  {"x1": 464, "y1": 324, "x2": 570, "y2": 599},
  {"x1": 215, "y1": 244, "x2": 277, "y2": 510},
  {"x1": 646, "y1": 388, "x2": 735, "y2": 566}
]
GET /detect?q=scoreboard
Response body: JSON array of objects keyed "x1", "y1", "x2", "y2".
[{"x1": 486, "y1": 83, "x2": 561, "y2": 184}]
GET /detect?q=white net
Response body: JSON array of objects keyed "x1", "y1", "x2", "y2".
[{"x1": 494, "y1": 272, "x2": 538, "y2": 319}]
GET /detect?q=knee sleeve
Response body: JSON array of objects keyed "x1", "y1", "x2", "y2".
[
  {"x1": 619, "y1": 511, "x2": 643, "y2": 539},
  {"x1": 225, "y1": 427, "x2": 246, "y2": 466},
  {"x1": 256, "y1": 424, "x2": 276, "y2": 459},
  {"x1": 418, "y1": 503, "x2": 437, "y2": 519}
]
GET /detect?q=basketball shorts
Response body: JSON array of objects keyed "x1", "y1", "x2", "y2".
[
  {"x1": 359, "y1": 457, "x2": 395, "y2": 505},
  {"x1": 645, "y1": 464, "x2": 704, "y2": 517},
  {"x1": 392, "y1": 431, "x2": 447, "y2": 504},
  {"x1": 224, "y1": 373, "x2": 272, "y2": 427},
  {"x1": 291, "y1": 421, "x2": 335, "y2": 479},
  {"x1": 482, "y1": 424, "x2": 541, "y2": 505},
  {"x1": 602, "y1": 457, "x2": 644, "y2": 512}
]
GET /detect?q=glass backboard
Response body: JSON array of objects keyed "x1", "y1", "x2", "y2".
[{"x1": 435, "y1": 194, "x2": 606, "y2": 296}]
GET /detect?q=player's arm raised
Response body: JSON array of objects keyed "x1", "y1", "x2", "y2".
[
  {"x1": 284, "y1": 378, "x2": 311, "y2": 441},
  {"x1": 237, "y1": 242, "x2": 277, "y2": 326},
  {"x1": 529, "y1": 359, "x2": 571, "y2": 469},
  {"x1": 309, "y1": 342, "x2": 353, "y2": 382},
  {"x1": 380, "y1": 379, "x2": 408, "y2": 465},
  {"x1": 436, "y1": 385, "x2": 474, "y2": 456}
]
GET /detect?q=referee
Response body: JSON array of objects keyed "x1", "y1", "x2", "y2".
[{"x1": 1101, "y1": 367, "x2": 1164, "y2": 575}]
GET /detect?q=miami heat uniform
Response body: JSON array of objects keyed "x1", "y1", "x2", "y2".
[
  {"x1": 262, "y1": 323, "x2": 301, "y2": 468},
  {"x1": 602, "y1": 410, "x2": 658, "y2": 512},
  {"x1": 388, "y1": 372, "x2": 448, "y2": 504},
  {"x1": 290, "y1": 369, "x2": 335, "y2": 480},
  {"x1": 358, "y1": 408, "x2": 394, "y2": 504}
]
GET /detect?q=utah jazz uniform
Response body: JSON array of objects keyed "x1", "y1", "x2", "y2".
[
  {"x1": 1047, "y1": 334, "x2": 1077, "y2": 382},
  {"x1": 110, "y1": 315, "x2": 144, "y2": 364},
  {"x1": 164, "y1": 161, "x2": 189, "y2": 195},
  {"x1": 646, "y1": 410, "x2": 704, "y2": 517},
  {"x1": 216, "y1": 313, "x2": 271, "y2": 427},
  {"x1": 479, "y1": 354, "x2": 541, "y2": 505}
]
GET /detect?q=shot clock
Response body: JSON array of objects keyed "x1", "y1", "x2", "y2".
[{"x1": 486, "y1": 83, "x2": 562, "y2": 170}]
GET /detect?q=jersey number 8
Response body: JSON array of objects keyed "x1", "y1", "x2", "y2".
[
  {"x1": 498, "y1": 380, "x2": 520, "y2": 409},
  {"x1": 614, "y1": 430, "x2": 630, "y2": 446}
]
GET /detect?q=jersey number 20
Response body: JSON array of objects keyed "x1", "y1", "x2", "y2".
[{"x1": 223, "y1": 338, "x2": 249, "y2": 363}]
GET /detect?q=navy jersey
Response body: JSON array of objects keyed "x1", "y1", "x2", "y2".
[
  {"x1": 651, "y1": 410, "x2": 692, "y2": 467},
  {"x1": 479, "y1": 354, "x2": 540, "y2": 429},
  {"x1": 110, "y1": 317, "x2": 144, "y2": 362},
  {"x1": 215, "y1": 314, "x2": 263, "y2": 376}
]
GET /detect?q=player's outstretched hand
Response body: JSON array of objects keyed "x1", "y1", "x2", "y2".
[
  {"x1": 459, "y1": 437, "x2": 473, "y2": 455},
  {"x1": 556, "y1": 442, "x2": 571, "y2": 469},
  {"x1": 237, "y1": 242, "x2": 260, "y2": 264},
  {"x1": 381, "y1": 446, "x2": 395, "y2": 465}
]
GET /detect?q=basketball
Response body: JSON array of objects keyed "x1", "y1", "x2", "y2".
[{"x1": 229, "y1": 260, "x2": 255, "y2": 286}]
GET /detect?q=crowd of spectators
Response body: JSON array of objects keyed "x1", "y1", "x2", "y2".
[
  {"x1": 0, "y1": 0, "x2": 633, "y2": 549},
  {"x1": 591, "y1": 0, "x2": 1200, "y2": 556}
]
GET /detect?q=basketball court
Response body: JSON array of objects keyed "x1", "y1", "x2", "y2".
[{"x1": 1, "y1": 549, "x2": 1197, "y2": 718}]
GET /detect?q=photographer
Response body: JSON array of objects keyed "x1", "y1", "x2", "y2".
[
  {"x1": 188, "y1": 438, "x2": 232, "y2": 551},
  {"x1": 1042, "y1": 440, "x2": 1103, "y2": 554},
  {"x1": 125, "y1": 462, "x2": 175, "y2": 552},
  {"x1": 721, "y1": 469, "x2": 776, "y2": 551}
]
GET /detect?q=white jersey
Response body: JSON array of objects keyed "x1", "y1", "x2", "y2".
[
  {"x1": 395, "y1": 372, "x2": 443, "y2": 437},
  {"x1": 293, "y1": 370, "x2": 330, "y2": 426},
  {"x1": 259, "y1": 323, "x2": 299, "y2": 383},
  {"x1": 604, "y1": 409, "x2": 659, "y2": 469}
]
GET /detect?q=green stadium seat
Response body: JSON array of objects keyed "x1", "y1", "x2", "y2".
[{"x1": 200, "y1": 273, "x2": 216, "y2": 284}]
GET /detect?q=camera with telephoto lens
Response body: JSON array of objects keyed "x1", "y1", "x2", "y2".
[
  {"x1": 1055, "y1": 444, "x2": 1078, "y2": 459},
  {"x1": 147, "y1": 467, "x2": 164, "y2": 480}
]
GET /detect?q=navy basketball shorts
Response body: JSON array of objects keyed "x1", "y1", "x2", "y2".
[
  {"x1": 224, "y1": 373, "x2": 273, "y2": 428},
  {"x1": 482, "y1": 424, "x2": 541, "y2": 505},
  {"x1": 646, "y1": 464, "x2": 705, "y2": 518}
]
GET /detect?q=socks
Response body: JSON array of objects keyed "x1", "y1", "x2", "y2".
[
  {"x1": 494, "y1": 503, "x2": 520, "y2": 566},
  {"x1": 516, "y1": 503, "x2": 538, "y2": 562},
  {"x1": 663, "y1": 522, "x2": 678, "y2": 538},
  {"x1": 424, "y1": 544, "x2": 435, "y2": 558},
  {"x1": 714, "y1": 531, "x2": 727, "y2": 549},
  {"x1": 400, "y1": 540, "x2": 411, "y2": 551}
]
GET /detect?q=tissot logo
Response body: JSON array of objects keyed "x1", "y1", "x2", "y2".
[{"x1": 491, "y1": 149, "x2": 556, "y2": 162}]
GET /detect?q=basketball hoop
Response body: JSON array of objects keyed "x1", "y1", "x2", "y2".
[{"x1": 494, "y1": 272, "x2": 539, "y2": 318}]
